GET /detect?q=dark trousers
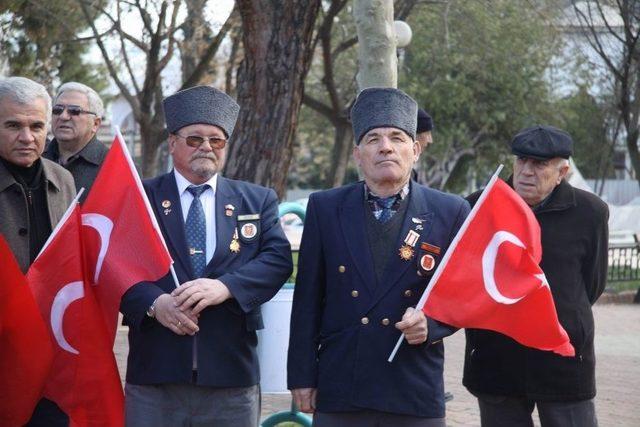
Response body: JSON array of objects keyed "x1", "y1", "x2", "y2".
[
  {"x1": 25, "y1": 398, "x2": 69, "y2": 427},
  {"x1": 313, "y1": 410, "x2": 446, "y2": 427},
  {"x1": 125, "y1": 382, "x2": 260, "y2": 427},
  {"x1": 477, "y1": 395, "x2": 597, "y2": 427}
]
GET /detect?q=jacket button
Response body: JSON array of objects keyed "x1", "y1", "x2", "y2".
[
  {"x1": 351, "y1": 290, "x2": 359, "y2": 297},
  {"x1": 18, "y1": 228, "x2": 27, "y2": 236},
  {"x1": 338, "y1": 265, "x2": 346, "y2": 273},
  {"x1": 381, "y1": 318, "x2": 390, "y2": 326},
  {"x1": 361, "y1": 317, "x2": 369, "y2": 325},
  {"x1": 404, "y1": 290, "x2": 413, "y2": 297}
]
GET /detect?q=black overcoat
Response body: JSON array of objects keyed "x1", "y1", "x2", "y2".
[{"x1": 463, "y1": 179, "x2": 609, "y2": 401}]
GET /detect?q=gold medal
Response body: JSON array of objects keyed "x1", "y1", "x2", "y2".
[
  {"x1": 230, "y1": 239, "x2": 240, "y2": 253},
  {"x1": 399, "y1": 244, "x2": 414, "y2": 261}
]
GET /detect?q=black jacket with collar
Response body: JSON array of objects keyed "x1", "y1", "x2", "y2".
[
  {"x1": 44, "y1": 136, "x2": 108, "y2": 203},
  {"x1": 463, "y1": 179, "x2": 609, "y2": 401}
]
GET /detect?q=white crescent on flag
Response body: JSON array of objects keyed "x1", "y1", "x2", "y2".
[
  {"x1": 482, "y1": 231, "x2": 528, "y2": 305},
  {"x1": 50, "y1": 281, "x2": 84, "y2": 354},
  {"x1": 81, "y1": 213, "x2": 113, "y2": 284}
]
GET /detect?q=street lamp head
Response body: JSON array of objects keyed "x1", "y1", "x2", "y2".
[{"x1": 394, "y1": 20, "x2": 413, "y2": 48}]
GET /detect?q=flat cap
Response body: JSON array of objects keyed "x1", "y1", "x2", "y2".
[
  {"x1": 163, "y1": 86, "x2": 240, "y2": 137},
  {"x1": 511, "y1": 125, "x2": 573, "y2": 160},
  {"x1": 351, "y1": 87, "x2": 417, "y2": 144},
  {"x1": 417, "y1": 108, "x2": 433, "y2": 133}
]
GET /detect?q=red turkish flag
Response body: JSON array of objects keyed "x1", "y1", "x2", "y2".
[
  {"x1": 423, "y1": 178, "x2": 574, "y2": 356},
  {"x1": 81, "y1": 132, "x2": 172, "y2": 339},
  {"x1": 27, "y1": 205, "x2": 123, "y2": 427},
  {"x1": 0, "y1": 236, "x2": 53, "y2": 427}
]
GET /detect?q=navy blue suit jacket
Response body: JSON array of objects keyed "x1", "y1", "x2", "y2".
[
  {"x1": 287, "y1": 181, "x2": 469, "y2": 417},
  {"x1": 121, "y1": 172, "x2": 293, "y2": 387}
]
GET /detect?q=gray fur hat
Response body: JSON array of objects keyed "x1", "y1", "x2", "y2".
[
  {"x1": 163, "y1": 86, "x2": 240, "y2": 138},
  {"x1": 351, "y1": 87, "x2": 418, "y2": 144}
]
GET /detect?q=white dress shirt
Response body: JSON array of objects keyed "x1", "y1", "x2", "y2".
[{"x1": 174, "y1": 170, "x2": 217, "y2": 265}]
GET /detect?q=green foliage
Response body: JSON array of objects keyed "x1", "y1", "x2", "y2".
[
  {"x1": 400, "y1": 0, "x2": 565, "y2": 190},
  {"x1": 554, "y1": 87, "x2": 613, "y2": 179},
  {"x1": 0, "y1": 0, "x2": 109, "y2": 95}
]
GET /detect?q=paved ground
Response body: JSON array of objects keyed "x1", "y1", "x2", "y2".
[{"x1": 114, "y1": 304, "x2": 640, "y2": 426}]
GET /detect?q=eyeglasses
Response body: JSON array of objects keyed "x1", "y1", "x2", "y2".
[
  {"x1": 52, "y1": 104, "x2": 97, "y2": 116},
  {"x1": 175, "y1": 134, "x2": 227, "y2": 149}
]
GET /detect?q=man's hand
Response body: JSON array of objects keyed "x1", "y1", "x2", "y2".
[
  {"x1": 171, "y1": 278, "x2": 232, "y2": 315},
  {"x1": 395, "y1": 307, "x2": 428, "y2": 345},
  {"x1": 153, "y1": 294, "x2": 199, "y2": 335},
  {"x1": 291, "y1": 388, "x2": 317, "y2": 413}
]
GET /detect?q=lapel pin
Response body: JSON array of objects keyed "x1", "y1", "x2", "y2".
[
  {"x1": 225, "y1": 204, "x2": 235, "y2": 217},
  {"x1": 420, "y1": 242, "x2": 441, "y2": 255},
  {"x1": 399, "y1": 245, "x2": 414, "y2": 261},
  {"x1": 420, "y1": 254, "x2": 435, "y2": 271},
  {"x1": 404, "y1": 230, "x2": 420, "y2": 247},
  {"x1": 162, "y1": 200, "x2": 172, "y2": 215},
  {"x1": 399, "y1": 229, "x2": 420, "y2": 261},
  {"x1": 411, "y1": 217, "x2": 423, "y2": 224},
  {"x1": 230, "y1": 227, "x2": 240, "y2": 253}
]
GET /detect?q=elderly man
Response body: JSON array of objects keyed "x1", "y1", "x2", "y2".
[
  {"x1": 120, "y1": 85, "x2": 293, "y2": 427},
  {"x1": 416, "y1": 108, "x2": 434, "y2": 151},
  {"x1": 287, "y1": 88, "x2": 470, "y2": 426},
  {"x1": 44, "y1": 82, "x2": 107, "y2": 202},
  {"x1": 0, "y1": 77, "x2": 75, "y2": 425},
  {"x1": 463, "y1": 125, "x2": 609, "y2": 427},
  {"x1": 413, "y1": 108, "x2": 434, "y2": 183}
]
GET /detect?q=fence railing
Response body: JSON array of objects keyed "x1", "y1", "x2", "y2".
[{"x1": 608, "y1": 244, "x2": 640, "y2": 283}]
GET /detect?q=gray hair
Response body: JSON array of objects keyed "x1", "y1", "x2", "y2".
[
  {"x1": 56, "y1": 81, "x2": 104, "y2": 118},
  {"x1": 0, "y1": 77, "x2": 52, "y2": 125}
]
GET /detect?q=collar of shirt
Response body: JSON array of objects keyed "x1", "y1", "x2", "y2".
[
  {"x1": 173, "y1": 169, "x2": 218, "y2": 264},
  {"x1": 363, "y1": 181, "x2": 410, "y2": 201},
  {"x1": 46, "y1": 136, "x2": 105, "y2": 166},
  {"x1": 173, "y1": 169, "x2": 218, "y2": 197}
]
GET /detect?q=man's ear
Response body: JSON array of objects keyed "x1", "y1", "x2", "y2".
[
  {"x1": 352, "y1": 144, "x2": 361, "y2": 167},
  {"x1": 413, "y1": 139, "x2": 422, "y2": 161},
  {"x1": 557, "y1": 160, "x2": 570, "y2": 183}
]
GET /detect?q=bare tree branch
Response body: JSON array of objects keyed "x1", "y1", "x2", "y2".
[
  {"x1": 181, "y1": 5, "x2": 239, "y2": 89},
  {"x1": 77, "y1": 0, "x2": 139, "y2": 113}
]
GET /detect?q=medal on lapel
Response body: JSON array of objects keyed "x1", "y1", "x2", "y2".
[
  {"x1": 162, "y1": 200, "x2": 172, "y2": 215},
  {"x1": 417, "y1": 242, "x2": 441, "y2": 274},
  {"x1": 225, "y1": 204, "x2": 235, "y2": 217},
  {"x1": 230, "y1": 227, "x2": 240, "y2": 253},
  {"x1": 399, "y1": 229, "x2": 420, "y2": 261}
]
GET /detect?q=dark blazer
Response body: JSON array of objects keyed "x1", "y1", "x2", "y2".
[
  {"x1": 120, "y1": 172, "x2": 293, "y2": 387},
  {"x1": 463, "y1": 179, "x2": 609, "y2": 401},
  {"x1": 287, "y1": 181, "x2": 470, "y2": 418}
]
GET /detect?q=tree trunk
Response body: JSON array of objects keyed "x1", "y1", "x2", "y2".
[
  {"x1": 326, "y1": 122, "x2": 353, "y2": 187},
  {"x1": 353, "y1": 0, "x2": 397, "y2": 89},
  {"x1": 180, "y1": 0, "x2": 216, "y2": 85},
  {"x1": 627, "y1": 128, "x2": 640, "y2": 185},
  {"x1": 139, "y1": 122, "x2": 165, "y2": 178},
  {"x1": 225, "y1": 0, "x2": 320, "y2": 198}
]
